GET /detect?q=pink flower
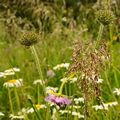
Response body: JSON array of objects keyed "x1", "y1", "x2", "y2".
[{"x1": 45, "y1": 94, "x2": 72, "y2": 106}]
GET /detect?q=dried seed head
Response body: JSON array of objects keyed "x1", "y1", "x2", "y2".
[
  {"x1": 95, "y1": 10, "x2": 115, "y2": 25},
  {"x1": 20, "y1": 31, "x2": 40, "y2": 46}
]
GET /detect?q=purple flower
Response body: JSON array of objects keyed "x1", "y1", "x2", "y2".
[{"x1": 45, "y1": 94, "x2": 72, "y2": 106}]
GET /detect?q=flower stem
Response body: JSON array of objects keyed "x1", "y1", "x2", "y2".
[
  {"x1": 14, "y1": 87, "x2": 21, "y2": 110},
  {"x1": 8, "y1": 88, "x2": 14, "y2": 114},
  {"x1": 37, "y1": 84, "x2": 40, "y2": 103},
  {"x1": 28, "y1": 98, "x2": 41, "y2": 120},
  {"x1": 30, "y1": 45, "x2": 43, "y2": 80},
  {"x1": 96, "y1": 23, "x2": 104, "y2": 48},
  {"x1": 59, "y1": 74, "x2": 74, "y2": 94},
  {"x1": 30, "y1": 45, "x2": 46, "y2": 100}
]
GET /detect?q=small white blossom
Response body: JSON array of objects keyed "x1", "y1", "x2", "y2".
[
  {"x1": 0, "y1": 112, "x2": 4, "y2": 116},
  {"x1": 9, "y1": 114, "x2": 24, "y2": 120},
  {"x1": 113, "y1": 88, "x2": 120, "y2": 96},
  {"x1": 69, "y1": 105, "x2": 81, "y2": 109},
  {"x1": 60, "y1": 77, "x2": 77, "y2": 83},
  {"x1": 70, "y1": 77, "x2": 77, "y2": 83},
  {"x1": 51, "y1": 108, "x2": 57, "y2": 120},
  {"x1": 0, "y1": 72, "x2": 4, "y2": 78},
  {"x1": 93, "y1": 105, "x2": 106, "y2": 111},
  {"x1": 96, "y1": 79, "x2": 103, "y2": 84},
  {"x1": 74, "y1": 97, "x2": 84, "y2": 104},
  {"x1": 3, "y1": 79, "x2": 23, "y2": 88},
  {"x1": 59, "y1": 110, "x2": 71, "y2": 114},
  {"x1": 93, "y1": 101, "x2": 118, "y2": 111},
  {"x1": 53, "y1": 63, "x2": 70, "y2": 70},
  {"x1": 72, "y1": 112, "x2": 84, "y2": 118},
  {"x1": 33, "y1": 79, "x2": 45, "y2": 85}
]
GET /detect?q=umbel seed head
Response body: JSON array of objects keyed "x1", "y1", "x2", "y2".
[
  {"x1": 95, "y1": 10, "x2": 115, "y2": 25},
  {"x1": 20, "y1": 31, "x2": 39, "y2": 46}
]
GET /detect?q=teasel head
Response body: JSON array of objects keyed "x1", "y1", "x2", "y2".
[
  {"x1": 20, "y1": 31, "x2": 40, "y2": 46},
  {"x1": 95, "y1": 9, "x2": 115, "y2": 25}
]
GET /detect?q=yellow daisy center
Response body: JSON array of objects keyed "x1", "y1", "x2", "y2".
[{"x1": 8, "y1": 79, "x2": 17, "y2": 83}]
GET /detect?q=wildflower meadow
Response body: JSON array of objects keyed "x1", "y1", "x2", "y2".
[{"x1": 0, "y1": 0, "x2": 120, "y2": 120}]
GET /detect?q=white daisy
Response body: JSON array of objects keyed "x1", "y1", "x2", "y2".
[{"x1": 3, "y1": 79, "x2": 23, "y2": 88}]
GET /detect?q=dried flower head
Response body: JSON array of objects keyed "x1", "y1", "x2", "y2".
[
  {"x1": 96, "y1": 10, "x2": 115, "y2": 25},
  {"x1": 20, "y1": 31, "x2": 40, "y2": 46},
  {"x1": 68, "y1": 40, "x2": 109, "y2": 118}
]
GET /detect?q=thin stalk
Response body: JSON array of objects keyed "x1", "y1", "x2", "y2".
[
  {"x1": 8, "y1": 88, "x2": 14, "y2": 114},
  {"x1": 14, "y1": 87, "x2": 21, "y2": 110},
  {"x1": 24, "y1": 114, "x2": 30, "y2": 120},
  {"x1": 59, "y1": 74, "x2": 74, "y2": 94},
  {"x1": 30, "y1": 46, "x2": 43, "y2": 80},
  {"x1": 37, "y1": 84, "x2": 40, "y2": 103},
  {"x1": 28, "y1": 99, "x2": 41, "y2": 120},
  {"x1": 104, "y1": 65, "x2": 116, "y2": 100},
  {"x1": 96, "y1": 24, "x2": 104, "y2": 48},
  {"x1": 109, "y1": 24, "x2": 119, "y2": 87},
  {"x1": 59, "y1": 80, "x2": 67, "y2": 94},
  {"x1": 30, "y1": 45, "x2": 46, "y2": 99}
]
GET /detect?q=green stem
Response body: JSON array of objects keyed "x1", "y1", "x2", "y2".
[
  {"x1": 59, "y1": 74, "x2": 75, "y2": 94},
  {"x1": 8, "y1": 88, "x2": 14, "y2": 114},
  {"x1": 37, "y1": 84, "x2": 40, "y2": 103},
  {"x1": 59, "y1": 80, "x2": 67, "y2": 94},
  {"x1": 30, "y1": 45, "x2": 46, "y2": 98},
  {"x1": 104, "y1": 65, "x2": 116, "y2": 100},
  {"x1": 28, "y1": 99, "x2": 41, "y2": 120},
  {"x1": 96, "y1": 24, "x2": 104, "y2": 48},
  {"x1": 14, "y1": 87, "x2": 21, "y2": 110},
  {"x1": 30, "y1": 46, "x2": 43, "y2": 80},
  {"x1": 109, "y1": 24, "x2": 120, "y2": 87}
]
